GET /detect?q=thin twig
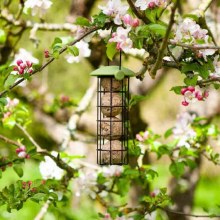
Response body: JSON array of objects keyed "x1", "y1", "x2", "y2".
[
  {"x1": 169, "y1": 41, "x2": 220, "y2": 50},
  {"x1": 149, "y1": 0, "x2": 179, "y2": 79},
  {"x1": 34, "y1": 200, "x2": 51, "y2": 220},
  {"x1": 162, "y1": 207, "x2": 220, "y2": 218},
  {"x1": 0, "y1": 9, "x2": 77, "y2": 32},
  {"x1": 16, "y1": 123, "x2": 42, "y2": 151},
  {"x1": 0, "y1": 134, "x2": 23, "y2": 148},
  {"x1": 126, "y1": 0, "x2": 149, "y2": 24},
  {"x1": 61, "y1": 79, "x2": 97, "y2": 150},
  {"x1": 197, "y1": 77, "x2": 220, "y2": 86},
  {"x1": 0, "y1": 26, "x2": 101, "y2": 98}
]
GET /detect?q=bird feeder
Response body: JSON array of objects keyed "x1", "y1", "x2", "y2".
[{"x1": 90, "y1": 66, "x2": 135, "y2": 165}]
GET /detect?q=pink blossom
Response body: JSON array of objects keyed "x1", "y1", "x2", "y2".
[
  {"x1": 109, "y1": 27, "x2": 133, "y2": 53},
  {"x1": 136, "y1": 131, "x2": 149, "y2": 142},
  {"x1": 98, "y1": 0, "x2": 128, "y2": 25}
]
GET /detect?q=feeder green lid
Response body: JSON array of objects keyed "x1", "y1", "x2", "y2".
[{"x1": 90, "y1": 66, "x2": 135, "y2": 80}]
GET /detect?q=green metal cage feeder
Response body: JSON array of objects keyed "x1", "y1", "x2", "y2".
[{"x1": 90, "y1": 66, "x2": 135, "y2": 165}]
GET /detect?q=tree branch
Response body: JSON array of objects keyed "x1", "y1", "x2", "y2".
[
  {"x1": 169, "y1": 41, "x2": 220, "y2": 50},
  {"x1": 0, "y1": 9, "x2": 77, "y2": 32},
  {"x1": 126, "y1": 0, "x2": 149, "y2": 24},
  {"x1": 0, "y1": 134, "x2": 23, "y2": 148},
  {"x1": 61, "y1": 79, "x2": 97, "y2": 150},
  {"x1": 149, "y1": 0, "x2": 179, "y2": 79},
  {"x1": 0, "y1": 26, "x2": 101, "y2": 98}
]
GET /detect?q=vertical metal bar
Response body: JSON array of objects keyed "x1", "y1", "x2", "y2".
[
  {"x1": 97, "y1": 77, "x2": 99, "y2": 164},
  {"x1": 110, "y1": 77, "x2": 112, "y2": 165}
]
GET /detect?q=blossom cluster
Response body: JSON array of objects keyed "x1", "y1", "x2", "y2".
[
  {"x1": 135, "y1": 0, "x2": 167, "y2": 10},
  {"x1": 13, "y1": 59, "x2": 33, "y2": 75},
  {"x1": 98, "y1": 0, "x2": 140, "y2": 53},
  {"x1": 181, "y1": 86, "x2": 209, "y2": 106},
  {"x1": 172, "y1": 18, "x2": 216, "y2": 59},
  {"x1": 16, "y1": 146, "x2": 30, "y2": 159}
]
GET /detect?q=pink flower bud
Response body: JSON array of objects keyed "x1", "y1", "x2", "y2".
[
  {"x1": 16, "y1": 148, "x2": 22, "y2": 154},
  {"x1": 181, "y1": 88, "x2": 188, "y2": 95},
  {"x1": 123, "y1": 14, "x2": 132, "y2": 26},
  {"x1": 44, "y1": 50, "x2": 50, "y2": 58},
  {"x1": 19, "y1": 68, "x2": 24, "y2": 75},
  {"x1": 28, "y1": 69, "x2": 33, "y2": 74},
  {"x1": 132, "y1": 18, "x2": 140, "y2": 27},
  {"x1": 197, "y1": 94, "x2": 203, "y2": 101},
  {"x1": 13, "y1": 66, "x2": 19, "y2": 71},
  {"x1": 187, "y1": 86, "x2": 195, "y2": 92},
  {"x1": 26, "y1": 61, "x2": 32, "y2": 68},
  {"x1": 148, "y1": 2, "x2": 156, "y2": 9},
  {"x1": 25, "y1": 154, "x2": 30, "y2": 159},
  {"x1": 18, "y1": 151, "x2": 27, "y2": 158},
  {"x1": 20, "y1": 145, "x2": 26, "y2": 151},
  {"x1": 19, "y1": 63, "x2": 27, "y2": 69},
  {"x1": 182, "y1": 100, "x2": 189, "y2": 106},
  {"x1": 28, "y1": 181, "x2": 32, "y2": 187},
  {"x1": 203, "y1": 90, "x2": 209, "y2": 98},
  {"x1": 136, "y1": 134, "x2": 144, "y2": 142},
  {"x1": 16, "y1": 59, "x2": 23, "y2": 66},
  {"x1": 116, "y1": 42, "x2": 121, "y2": 50}
]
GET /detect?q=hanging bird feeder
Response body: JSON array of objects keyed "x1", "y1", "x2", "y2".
[{"x1": 90, "y1": 66, "x2": 135, "y2": 165}]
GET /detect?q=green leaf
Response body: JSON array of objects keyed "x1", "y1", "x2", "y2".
[
  {"x1": 170, "y1": 86, "x2": 183, "y2": 95},
  {"x1": 67, "y1": 46, "x2": 79, "y2": 56},
  {"x1": 164, "y1": 128, "x2": 173, "y2": 138},
  {"x1": 52, "y1": 51, "x2": 60, "y2": 59},
  {"x1": 75, "y1": 17, "x2": 91, "y2": 27},
  {"x1": 148, "y1": 24, "x2": 167, "y2": 37},
  {"x1": 13, "y1": 165, "x2": 23, "y2": 178},
  {"x1": 4, "y1": 74, "x2": 19, "y2": 89},
  {"x1": 0, "y1": 98, "x2": 8, "y2": 107},
  {"x1": 31, "y1": 193, "x2": 47, "y2": 202},
  {"x1": 92, "y1": 12, "x2": 108, "y2": 27},
  {"x1": 52, "y1": 37, "x2": 62, "y2": 47},
  {"x1": 0, "y1": 29, "x2": 6, "y2": 44},
  {"x1": 145, "y1": 8, "x2": 157, "y2": 23},
  {"x1": 106, "y1": 42, "x2": 117, "y2": 61},
  {"x1": 184, "y1": 75, "x2": 198, "y2": 86},
  {"x1": 169, "y1": 161, "x2": 185, "y2": 178}
]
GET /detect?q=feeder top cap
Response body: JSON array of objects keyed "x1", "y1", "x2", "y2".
[{"x1": 90, "y1": 66, "x2": 135, "y2": 79}]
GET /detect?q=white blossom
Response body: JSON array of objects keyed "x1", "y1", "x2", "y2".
[
  {"x1": 210, "y1": 55, "x2": 220, "y2": 77},
  {"x1": 135, "y1": 0, "x2": 166, "y2": 10},
  {"x1": 102, "y1": 165, "x2": 124, "y2": 178},
  {"x1": 12, "y1": 48, "x2": 39, "y2": 65},
  {"x1": 98, "y1": 0, "x2": 128, "y2": 25},
  {"x1": 98, "y1": 29, "x2": 112, "y2": 38},
  {"x1": 173, "y1": 112, "x2": 196, "y2": 148},
  {"x1": 65, "y1": 40, "x2": 91, "y2": 63},
  {"x1": 24, "y1": 0, "x2": 52, "y2": 17},
  {"x1": 127, "y1": 48, "x2": 146, "y2": 57},
  {"x1": 39, "y1": 151, "x2": 64, "y2": 180},
  {"x1": 172, "y1": 18, "x2": 216, "y2": 60},
  {"x1": 75, "y1": 171, "x2": 98, "y2": 199}
]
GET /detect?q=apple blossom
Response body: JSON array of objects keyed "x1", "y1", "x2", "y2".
[
  {"x1": 75, "y1": 171, "x2": 98, "y2": 199},
  {"x1": 98, "y1": 0, "x2": 129, "y2": 25},
  {"x1": 172, "y1": 18, "x2": 216, "y2": 60},
  {"x1": 24, "y1": 0, "x2": 52, "y2": 17},
  {"x1": 65, "y1": 40, "x2": 91, "y2": 63},
  {"x1": 173, "y1": 112, "x2": 196, "y2": 148},
  {"x1": 135, "y1": 0, "x2": 167, "y2": 10},
  {"x1": 102, "y1": 165, "x2": 124, "y2": 178},
  {"x1": 136, "y1": 131, "x2": 149, "y2": 142},
  {"x1": 109, "y1": 27, "x2": 133, "y2": 53},
  {"x1": 39, "y1": 151, "x2": 64, "y2": 180}
]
